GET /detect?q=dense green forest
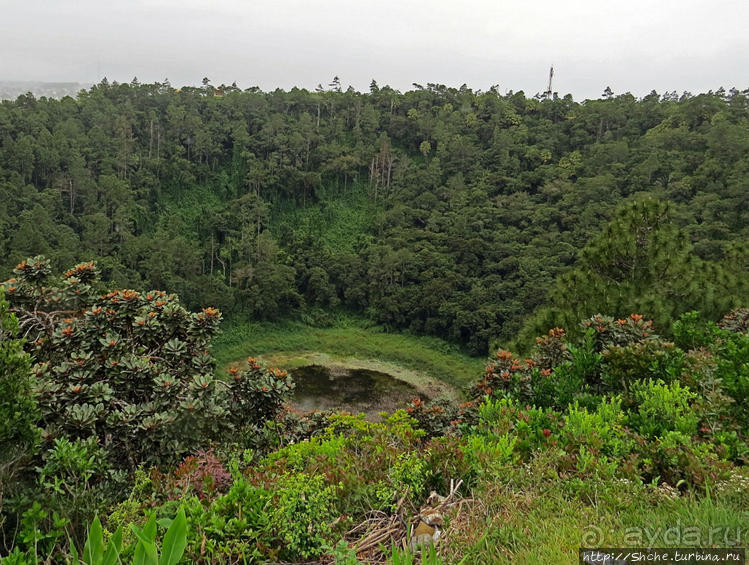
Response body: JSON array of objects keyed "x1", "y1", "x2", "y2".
[
  {"x1": 1, "y1": 81, "x2": 747, "y2": 352},
  {"x1": 1, "y1": 81, "x2": 748, "y2": 563}
]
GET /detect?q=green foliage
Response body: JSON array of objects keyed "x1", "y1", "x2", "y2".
[
  {"x1": 177, "y1": 471, "x2": 338, "y2": 562},
  {"x1": 124, "y1": 412, "x2": 430, "y2": 562},
  {"x1": 105, "y1": 469, "x2": 155, "y2": 538},
  {"x1": 602, "y1": 340, "x2": 683, "y2": 393},
  {"x1": 466, "y1": 310, "x2": 746, "y2": 493},
  {"x1": 62, "y1": 508, "x2": 187, "y2": 565},
  {"x1": 671, "y1": 308, "x2": 749, "y2": 428},
  {"x1": 405, "y1": 397, "x2": 458, "y2": 438},
  {"x1": 0, "y1": 290, "x2": 39, "y2": 514},
  {"x1": 270, "y1": 473, "x2": 339, "y2": 560},
  {"x1": 550, "y1": 328, "x2": 602, "y2": 404},
  {"x1": 385, "y1": 452, "x2": 432, "y2": 508},
  {"x1": 477, "y1": 315, "x2": 659, "y2": 408},
  {"x1": 4, "y1": 309, "x2": 742, "y2": 562},
  {"x1": 561, "y1": 399, "x2": 632, "y2": 459},
  {"x1": 183, "y1": 477, "x2": 269, "y2": 561},
  {"x1": 1, "y1": 82, "x2": 747, "y2": 562},
  {"x1": 391, "y1": 544, "x2": 442, "y2": 564},
  {"x1": 673, "y1": 311, "x2": 720, "y2": 350},
  {"x1": 461, "y1": 433, "x2": 519, "y2": 476},
  {"x1": 711, "y1": 318, "x2": 749, "y2": 419},
  {"x1": 719, "y1": 308, "x2": 749, "y2": 333},
  {"x1": 331, "y1": 540, "x2": 361, "y2": 564},
  {"x1": 637, "y1": 431, "x2": 729, "y2": 489},
  {"x1": 518, "y1": 198, "x2": 746, "y2": 350},
  {"x1": 629, "y1": 379, "x2": 699, "y2": 437},
  {"x1": 35, "y1": 437, "x2": 112, "y2": 540},
  {"x1": 1, "y1": 84, "x2": 747, "y2": 354},
  {"x1": 131, "y1": 508, "x2": 188, "y2": 565},
  {"x1": 70, "y1": 516, "x2": 123, "y2": 565},
  {"x1": 3, "y1": 256, "x2": 292, "y2": 469},
  {"x1": 225, "y1": 358, "x2": 294, "y2": 435},
  {"x1": 0, "y1": 291, "x2": 38, "y2": 450},
  {"x1": 3, "y1": 257, "x2": 223, "y2": 467},
  {"x1": 11, "y1": 502, "x2": 69, "y2": 564}
]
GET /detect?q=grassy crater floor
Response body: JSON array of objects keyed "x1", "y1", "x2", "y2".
[{"x1": 213, "y1": 315, "x2": 485, "y2": 396}]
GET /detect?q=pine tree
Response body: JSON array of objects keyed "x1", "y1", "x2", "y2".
[{"x1": 516, "y1": 198, "x2": 744, "y2": 348}]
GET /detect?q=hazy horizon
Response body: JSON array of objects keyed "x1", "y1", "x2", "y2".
[{"x1": 1, "y1": 0, "x2": 747, "y2": 101}]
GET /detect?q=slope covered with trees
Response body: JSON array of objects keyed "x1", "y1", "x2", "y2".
[{"x1": 0, "y1": 81, "x2": 747, "y2": 353}]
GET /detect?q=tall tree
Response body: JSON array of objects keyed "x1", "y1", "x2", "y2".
[{"x1": 517, "y1": 198, "x2": 745, "y2": 348}]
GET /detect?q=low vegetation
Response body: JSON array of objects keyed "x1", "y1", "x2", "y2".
[
  {"x1": 214, "y1": 315, "x2": 485, "y2": 389},
  {"x1": 2, "y1": 255, "x2": 747, "y2": 563}
]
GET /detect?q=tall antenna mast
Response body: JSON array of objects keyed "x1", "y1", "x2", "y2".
[{"x1": 545, "y1": 65, "x2": 554, "y2": 99}]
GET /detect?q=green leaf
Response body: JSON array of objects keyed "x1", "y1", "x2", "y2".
[
  {"x1": 132, "y1": 538, "x2": 158, "y2": 565},
  {"x1": 159, "y1": 507, "x2": 187, "y2": 565},
  {"x1": 82, "y1": 516, "x2": 104, "y2": 565},
  {"x1": 132, "y1": 515, "x2": 159, "y2": 565},
  {"x1": 102, "y1": 527, "x2": 122, "y2": 565},
  {"x1": 142, "y1": 514, "x2": 157, "y2": 543},
  {"x1": 69, "y1": 538, "x2": 81, "y2": 565}
]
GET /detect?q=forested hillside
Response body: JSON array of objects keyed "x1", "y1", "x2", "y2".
[
  {"x1": 1, "y1": 81, "x2": 747, "y2": 352},
  {"x1": 2, "y1": 80, "x2": 748, "y2": 564}
]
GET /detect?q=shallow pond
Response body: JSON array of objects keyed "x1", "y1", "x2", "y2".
[{"x1": 290, "y1": 364, "x2": 421, "y2": 420}]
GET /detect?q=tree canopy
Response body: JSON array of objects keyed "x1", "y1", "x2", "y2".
[{"x1": 0, "y1": 82, "x2": 747, "y2": 352}]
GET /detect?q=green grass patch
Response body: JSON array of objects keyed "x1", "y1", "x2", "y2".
[
  {"x1": 447, "y1": 470, "x2": 749, "y2": 564},
  {"x1": 213, "y1": 313, "x2": 485, "y2": 390}
]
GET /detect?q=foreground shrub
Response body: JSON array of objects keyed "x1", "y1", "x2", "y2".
[
  {"x1": 465, "y1": 310, "x2": 747, "y2": 491},
  {"x1": 101, "y1": 412, "x2": 437, "y2": 563},
  {"x1": 719, "y1": 308, "x2": 749, "y2": 333},
  {"x1": 711, "y1": 326, "x2": 749, "y2": 424},
  {"x1": 270, "y1": 473, "x2": 339, "y2": 560},
  {"x1": 405, "y1": 396, "x2": 458, "y2": 438},
  {"x1": 2, "y1": 256, "x2": 293, "y2": 470},
  {"x1": 4, "y1": 506, "x2": 189, "y2": 565},
  {"x1": 0, "y1": 290, "x2": 39, "y2": 514},
  {"x1": 602, "y1": 340, "x2": 684, "y2": 393},
  {"x1": 635, "y1": 431, "x2": 730, "y2": 489},
  {"x1": 628, "y1": 379, "x2": 699, "y2": 437},
  {"x1": 182, "y1": 472, "x2": 338, "y2": 563},
  {"x1": 561, "y1": 398, "x2": 632, "y2": 459},
  {"x1": 474, "y1": 314, "x2": 665, "y2": 409}
]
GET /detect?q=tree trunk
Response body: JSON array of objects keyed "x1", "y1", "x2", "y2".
[
  {"x1": 216, "y1": 253, "x2": 226, "y2": 280},
  {"x1": 148, "y1": 118, "x2": 154, "y2": 159},
  {"x1": 210, "y1": 235, "x2": 214, "y2": 275},
  {"x1": 386, "y1": 156, "x2": 392, "y2": 192}
]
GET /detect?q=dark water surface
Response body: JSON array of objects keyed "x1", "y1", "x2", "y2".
[{"x1": 290, "y1": 365, "x2": 420, "y2": 420}]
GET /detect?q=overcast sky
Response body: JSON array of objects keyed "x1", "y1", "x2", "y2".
[{"x1": 1, "y1": 0, "x2": 747, "y2": 100}]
